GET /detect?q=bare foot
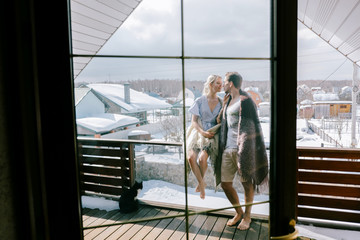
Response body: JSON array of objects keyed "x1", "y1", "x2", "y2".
[
  {"x1": 199, "y1": 183, "x2": 205, "y2": 199},
  {"x1": 237, "y1": 217, "x2": 251, "y2": 230},
  {"x1": 195, "y1": 184, "x2": 200, "y2": 192},
  {"x1": 226, "y1": 213, "x2": 242, "y2": 226}
]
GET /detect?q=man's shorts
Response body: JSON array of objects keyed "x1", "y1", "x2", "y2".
[{"x1": 221, "y1": 148, "x2": 246, "y2": 182}]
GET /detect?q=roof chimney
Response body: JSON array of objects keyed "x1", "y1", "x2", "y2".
[{"x1": 124, "y1": 82, "x2": 130, "y2": 104}]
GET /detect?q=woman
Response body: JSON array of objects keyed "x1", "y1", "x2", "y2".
[{"x1": 186, "y1": 74, "x2": 223, "y2": 199}]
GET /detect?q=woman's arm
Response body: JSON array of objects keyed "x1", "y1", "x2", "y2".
[{"x1": 192, "y1": 115, "x2": 215, "y2": 139}]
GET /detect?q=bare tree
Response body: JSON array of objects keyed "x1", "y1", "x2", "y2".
[
  {"x1": 335, "y1": 117, "x2": 345, "y2": 141},
  {"x1": 160, "y1": 116, "x2": 184, "y2": 142}
]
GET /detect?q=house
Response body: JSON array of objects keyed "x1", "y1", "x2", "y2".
[
  {"x1": 87, "y1": 83, "x2": 172, "y2": 124},
  {"x1": 258, "y1": 102, "x2": 270, "y2": 117},
  {"x1": 76, "y1": 113, "x2": 140, "y2": 136},
  {"x1": 74, "y1": 87, "x2": 105, "y2": 118},
  {"x1": 313, "y1": 101, "x2": 352, "y2": 119},
  {"x1": 244, "y1": 87, "x2": 264, "y2": 106},
  {"x1": 176, "y1": 87, "x2": 202, "y2": 101},
  {"x1": 74, "y1": 87, "x2": 140, "y2": 136}
]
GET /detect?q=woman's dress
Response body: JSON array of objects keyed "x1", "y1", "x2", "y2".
[{"x1": 186, "y1": 95, "x2": 222, "y2": 187}]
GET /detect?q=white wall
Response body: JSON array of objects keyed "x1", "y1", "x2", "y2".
[{"x1": 76, "y1": 91, "x2": 105, "y2": 118}]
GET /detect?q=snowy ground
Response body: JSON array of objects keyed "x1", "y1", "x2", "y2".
[
  {"x1": 82, "y1": 180, "x2": 360, "y2": 240},
  {"x1": 308, "y1": 118, "x2": 360, "y2": 148}
]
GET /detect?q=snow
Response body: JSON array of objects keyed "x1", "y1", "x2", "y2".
[
  {"x1": 76, "y1": 113, "x2": 139, "y2": 133},
  {"x1": 127, "y1": 130, "x2": 150, "y2": 136},
  {"x1": 313, "y1": 93, "x2": 339, "y2": 101},
  {"x1": 81, "y1": 180, "x2": 360, "y2": 240},
  {"x1": 87, "y1": 83, "x2": 171, "y2": 112}
]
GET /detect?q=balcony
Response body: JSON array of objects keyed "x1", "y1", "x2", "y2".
[{"x1": 78, "y1": 138, "x2": 360, "y2": 239}]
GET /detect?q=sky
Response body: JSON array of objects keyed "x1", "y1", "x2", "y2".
[{"x1": 74, "y1": 0, "x2": 354, "y2": 83}]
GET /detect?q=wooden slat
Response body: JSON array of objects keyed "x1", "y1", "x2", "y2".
[
  {"x1": 207, "y1": 217, "x2": 227, "y2": 240},
  {"x1": 195, "y1": 215, "x2": 217, "y2": 240},
  {"x1": 298, "y1": 183, "x2": 360, "y2": 198},
  {"x1": 299, "y1": 159, "x2": 360, "y2": 172},
  {"x1": 258, "y1": 222, "x2": 269, "y2": 240},
  {"x1": 117, "y1": 208, "x2": 161, "y2": 240},
  {"x1": 80, "y1": 165, "x2": 129, "y2": 176},
  {"x1": 143, "y1": 210, "x2": 179, "y2": 240},
  {"x1": 83, "y1": 210, "x2": 118, "y2": 236},
  {"x1": 79, "y1": 146, "x2": 130, "y2": 158},
  {"x1": 299, "y1": 171, "x2": 360, "y2": 185},
  {"x1": 78, "y1": 139, "x2": 131, "y2": 148},
  {"x1": 298, "y1": 207, "x2": 360, "y2": 223},
  {"x1": 298, "y1": 196, "x2": 360, "y2": 211},
  {"x1": 155, "y1": 213, "x2": 185, "y2": 239},
  {"x1": 169, "y1": 211, "x2": 198, "y2": 240},
  {"x1": 83, "y1": 211, "x2": 123, "y2": 239},
  {"x1": 129, "y1": 209, "x2": 170, "y2": 239},
  {"x1": 80, "y1": 156, "x2": 130, "y2": 167},
  {"x1": 81, "y1": 174, "x2": 129, "y2": 187},
  {"x1": 241, "y1": 220, "x2": 261, "y2": 240},
  {"x1": 184, "y1": 214, "x2": 207, "y2": 240},
  {"x1": 91, "y1": 207, "x2": 146, "y2": 240},
  {"x1": 83, "y1": 210, "x2": 108, "y2": 227},
  {"x1": 97, "y1": 207, "x2": 152, "y2": 240},
  {"x1": 81, "y1": 182, "x2": 123, "y2": 196},
  {"x1": 220, "y1": 219, "x2": 236, "y2": 239},
  {"x1": 297, "y1": 147, "x2": 360, "y2": 159}
]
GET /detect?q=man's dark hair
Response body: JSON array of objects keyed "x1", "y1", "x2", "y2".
[{"x1": 225, "y1": 72, "x2": 243, "y2": 89}]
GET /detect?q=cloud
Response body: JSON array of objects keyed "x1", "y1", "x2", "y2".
[{"x1": 75, "y1": 0, "x2": 352, "y2": 82}]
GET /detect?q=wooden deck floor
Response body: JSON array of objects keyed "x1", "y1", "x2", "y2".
[{"x1": 82, "y1": 205, "x2": 269, "y2": 240}]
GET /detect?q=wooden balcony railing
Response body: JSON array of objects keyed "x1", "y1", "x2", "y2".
[
  {"x1": 297, "y1": 147, "x2": 360, "y2": 224},
  {"x1": 77, "y1": 138, "x2": 182, "y2": 200},
  {"x1": 78, "y1": 138, "x2": 135, "y2": 200}
]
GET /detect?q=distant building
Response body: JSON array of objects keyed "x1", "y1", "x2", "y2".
[
  {"x1": 244, "y1": 87, "x2": 264, "y2": 106},
  {"x1": 88, "y1": 83, "x2": 172, "y2": 124},
  {"x1": 313, "y1": 101, "x2": 352, "y2": 119},
  {"x1": 177, "y1": 87, "x2": 202, "y2": 101},
  {"x1": 74, "y1": 86, "x2": 140, "y2": 137},
  {"x1": 258, "y1": 102, "x2": 270, "y2": 117},
  {"x1": 74, "y1": 87, "x2": 106, "y2": 118}
]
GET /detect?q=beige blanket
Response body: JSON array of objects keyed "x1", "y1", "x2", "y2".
[{"x1": 186, "y1": 121, "x2": 221, "y2": 188}]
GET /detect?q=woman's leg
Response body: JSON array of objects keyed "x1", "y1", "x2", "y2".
[
  {"x1": 198, "y1": 150, "x2": 208, "y2": 178},
  {"x1": 188, "y1": 150, "x2": 205, "y2": 199},
  {"x1": 197, "y1": 150, "x2": 209, "y2": 199}
]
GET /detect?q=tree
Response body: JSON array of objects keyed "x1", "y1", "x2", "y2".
[{"x1": 160, "y1": 116, "x2": 184, "y2": 142}]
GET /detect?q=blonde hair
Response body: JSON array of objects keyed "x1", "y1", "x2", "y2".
[{"x1": 203, "y1": 74, "x2": 220, "y2": 96}]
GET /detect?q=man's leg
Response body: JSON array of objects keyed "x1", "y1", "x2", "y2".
[
  {"x1": 221, "y1": 181, "x2": 243, "y2": 226},
  {"x1": 237, "y1": 181, "x2": 254, "y2": 230}
]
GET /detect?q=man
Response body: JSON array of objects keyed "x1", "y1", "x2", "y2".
[{"x1": 218, "y1": 72, "x2": 268, "y2": 230}]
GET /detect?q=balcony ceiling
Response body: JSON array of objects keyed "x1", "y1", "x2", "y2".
[
  {"x1": 298, "y1": 0, "x2": 360, "y2": 67},
  {"x1": 71, "y1": 0, "x2": 142, "y2": 78}
]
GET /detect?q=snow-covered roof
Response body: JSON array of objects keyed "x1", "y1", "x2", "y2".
[
  {"x1": 174, "y1": 97, "x2": 194, "y2": 107},
  {"x1": 300, "y1": 99, "x2": 313, "y2": 105},
  {"x1": 300, "y1": 105, "x2": 312, "y2": 109},
  {"x1": 76, "y1": 113, "x2": 139, "y2": 134},
  {"x1": 71, "y1": 0, "x2": 143, "y2": 78},
  {"x1": 259, "y1": 101, "x2": 270, "y2": 106},
  {"x1": 87, "y1": 83, "x2": 171, "y2": 112},
  {"x1": 298, "y1": 0, "x2": 360, "y2": 66},
  {"x1": 313, "y1": 100, "x2": 352, "y2": 105},
  {"x1": 313, "y1": 93, "x2": 339, "y2": 101}
]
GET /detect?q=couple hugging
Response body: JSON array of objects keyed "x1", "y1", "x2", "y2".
[{"x1": 186, "y1": 72, "x2": 268, "y2": 230}]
